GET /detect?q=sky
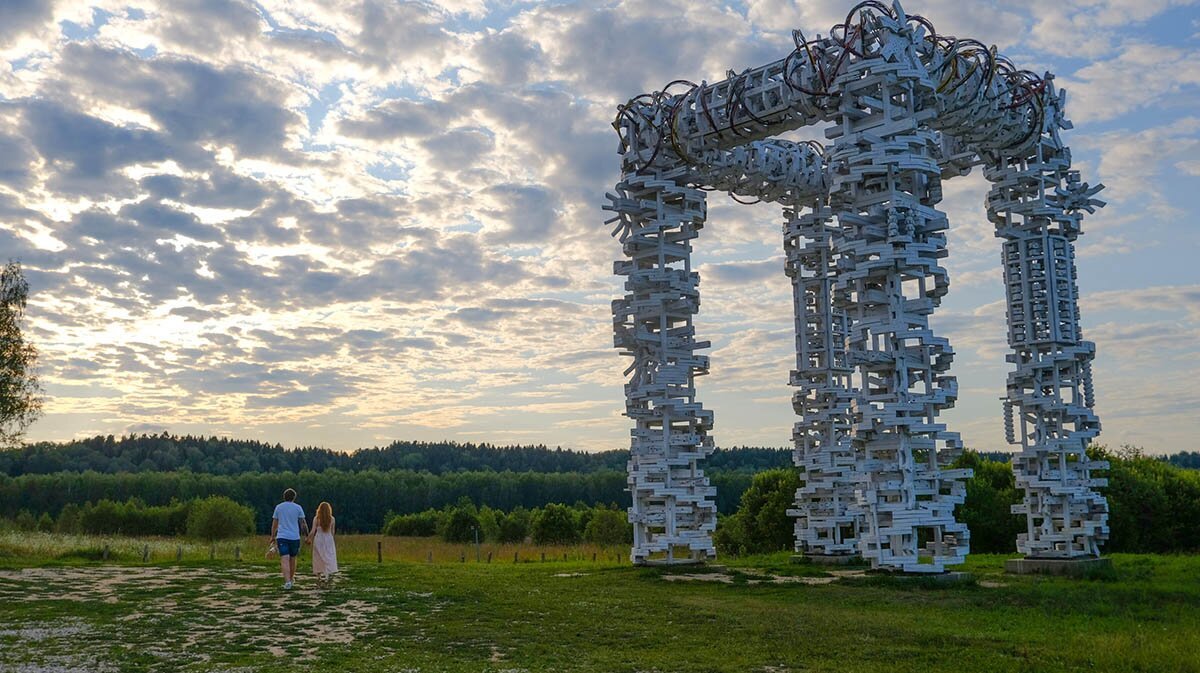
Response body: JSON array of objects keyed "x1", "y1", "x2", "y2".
[{"x1": 1, "y1": 0, "x2": 1197, "y2": 454}]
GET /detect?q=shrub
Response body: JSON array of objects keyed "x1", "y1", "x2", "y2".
[
  {"x1": 477, "y1": 506, "x2": 500, "y2": 541},
  {"x1": 496, "y1": 506, "x2": 530, "y2": 543},
  {"x1": 953, "y1": 452, "x2": 1023, "y2": 554},
  {"x1": 74, "y1": 498, "x2": 189, "y2": 536},
  {"x1": 186, "y1": 496, "x2": 254, "y2": 540},
  {"x1": 714, "y1": 468, "x2": 799, "y2": 555},
  {"x1": 55, "y1": 503, "x2": 81, "y2": 534},
  {"x1": 1101, "y1": 446, "x2": 1200, "y2": 553},
  {"x1": 441, "y1": 504, "x2": 480, "y2": 543},
  {"x1": 583, "y1": 507, "x2": 631, "y2": 545},
  {"x1": 79, "y1": 500, "x2": 122, "y2": 535},
  {"x1": 36, "y1": 512, "x2": 53, "y2": 532},
  {"x1": 532, "y1": 503, "x2": 579, "y2": 545},
  {"x1": 13, "y1": 510, "x2": 36, "y2": 531},
  {"x1": 383, "y1": 510, "x2": 441, "y2": 536}
]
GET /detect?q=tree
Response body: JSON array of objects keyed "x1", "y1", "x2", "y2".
[
  {"x1": 0, "y1": 261, "x2": 42, "y2": 448},
  {"x1": 713, "y1": 468, "x2": 800, "y2": 555},
  {"x1": 477, "y1": 506, "x2": 501, "y2": 541},
  {"x1": 497, "y1": 506, "x2": 530, "y2": 543},
  {"x1": 952, "y1": 451, "x2": 1023, "y2": 553},
  {"x1": 584, "y1": 507, "x2": 632, "y2": 545},
  {"x1": 441, "y1": 499, "x2": 481, "y2": 543},
  {"x1": 186, "y1": 496, "x2": 254, "y2": 540},
  {"x1": 531, "y1": 503, "x2": 580, "y2": 545}
]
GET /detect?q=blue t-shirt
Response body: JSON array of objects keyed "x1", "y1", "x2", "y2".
[{"x1": 273, "y1": 501, "x2": 305, "y2": 540}]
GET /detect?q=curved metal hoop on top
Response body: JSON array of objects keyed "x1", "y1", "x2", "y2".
[{"x1": 604, "y1": 0, "x2": 1108, "y2": 570}]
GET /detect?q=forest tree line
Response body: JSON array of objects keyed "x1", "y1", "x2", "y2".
[{"x1": 0, "y1": 433, "x2": 792, "y2": 476}]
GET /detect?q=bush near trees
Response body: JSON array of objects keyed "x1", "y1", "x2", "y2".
[
  {"x1": 583, "y1": 507, "x2": 632, "y2": 545},
  {"x1": 66, "y1": 498, "x2": 191, "y2": 536},
  {"x1": 440, "y1": 498, "x2": 481, "y2": 543},
  {"x1": 12, "y1": 509, "x2": 36, "y2": 531},
  {"x1": 953, "y1": 451, "x2": 1024, "y2": 553},
  {"x1": 381, "y1": 502, "x2": 628, "y2": 545},
  {"x1": 382, "y1": 510, "x2": 440, "y2": 537},
  {"x1": 1102, "y1": 446, "x2": 1200, "y2": 552},
  {"x1": 531, "y1": 504, "x2": 580, "y2": 545},
  {"x1": 185, "y1": 496, "x2": 254, "y2": 540},
  {"x1": 8, "y1": 498, "x2": 198, "y2": 537},
  {"x1": 497, "y1": 506, "x2": 531, "y2": 543},
  {"x1": 713, "y1": 468, "x2": 800, "y2": 556}
]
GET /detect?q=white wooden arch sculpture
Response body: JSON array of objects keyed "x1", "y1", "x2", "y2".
[{"x1": 604, "y1": 0, "x2": 1108, "y2": 571}]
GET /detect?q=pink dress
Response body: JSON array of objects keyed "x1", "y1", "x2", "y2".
[{"x1": 311, "y1": 518, "x2": 338, "y2": 575}]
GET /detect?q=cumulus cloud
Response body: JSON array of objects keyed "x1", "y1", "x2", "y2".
[
  {"x1": 1061, "y1": 42, "x2": 1200, "y2": 124},
  {"x1": 0, "y1": 0, "x2": 55, "y2": 48}
]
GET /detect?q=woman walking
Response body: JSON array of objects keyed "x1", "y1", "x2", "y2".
[{"x1": 307, "y1": 501, "x2": 339, "y2": 581}]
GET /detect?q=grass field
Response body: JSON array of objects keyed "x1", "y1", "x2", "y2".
[{"x1": 1, "y1": 533, "x2": 1197, "y2": 673}]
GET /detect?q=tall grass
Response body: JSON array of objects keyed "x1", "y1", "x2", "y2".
[{"x1": 0, "y1": 532, "x2": 630, "y2": 566}]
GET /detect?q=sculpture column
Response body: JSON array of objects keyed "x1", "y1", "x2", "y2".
[
  {"x1": 784, "y1": 203, "x2": 860, "y2": 557},
  {"x1": 605, "y1": 173, "x2": 717, "y2": 565},
  {"x1": 984, "y1": 84, "x2": 1109, "y2": 559},
  {"x1": 826, "y1": 21, "x2": 971, "y2": 573}
]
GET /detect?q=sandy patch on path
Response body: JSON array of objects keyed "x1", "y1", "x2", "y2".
[{"x1": 0, "y1": 565, "x2": 406, "y2": 666}]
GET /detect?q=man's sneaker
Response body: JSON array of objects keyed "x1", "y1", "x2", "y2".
[{"x1": 284, "y1": 581, "x2": 293, "y2": 590}]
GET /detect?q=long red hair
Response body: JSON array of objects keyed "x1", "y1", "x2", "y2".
[{"x1": 315, "y1": 501, "x2": 333, "y2": 531}]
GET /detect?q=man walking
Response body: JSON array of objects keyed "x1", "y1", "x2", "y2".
[{"x1": 269, "y1": 488, "x2": 308, "y2": 589}]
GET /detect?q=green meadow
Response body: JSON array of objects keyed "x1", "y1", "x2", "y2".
[{"x1": 1, "y1": 533, "x2": 1197, "y2": 672}]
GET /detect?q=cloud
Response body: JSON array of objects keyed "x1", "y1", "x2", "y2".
[
  {"x1": 420, "y1": 127, "x2": 495, "y2": 169},
  {"x1": 0, "y1": 0, "x2": 55, "y2": 48},
  {"x1": 477, "y1": 183, "x2": 559, "y2": 243},
  {"x1": 55, "y1": 42, "x2": 305, "y2": 160},
  {"x1": 152, "y1": 0, "x2": 265, "y2": 55},
  {"x1": 1062, "y1": 43, "x2": 1200, "y2": 124},
  {"x1": 354, "y1": 0, "x2": 452, "y2": 73},
  {"x1": 338, "y1": 98, "x2": 456, "y2": 139},
  {"x1": 700, "y1": 258, "x2": 783, "y2": 285},
  {"x1": 14, "y1": 98, "x2": 179, "y2": 198}
]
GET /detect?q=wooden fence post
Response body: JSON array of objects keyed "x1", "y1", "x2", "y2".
[
  {"x1": 102, "y1": 544, "x2": 109, "y2": 561},
  {"x1": 377, "y1": 540, "x2": 383, "y2": 564},
  {"x1": 235, "y1": 546, "x2": 241, "y2": 562},
  {"x1": 427, "y1": 551, "x2": 433, "y2": 564},
  {"x1": 487, "y1": 551, "x2": 492, "y2": 563},
  {"x1": 460, "y1": 551, "x2": 465, "y2": 563},
  {"x1": 593, "y1": 552, "x2": 597, "y2": 562},
  {"x1": 541, "y1": 552, "x2": 546, "y2": 562},
  {"x1": 513, "y1": 551, "x2": 518, "y2": 563},
  {"x1": 142, "y1": 545, "x2": 149, "y2": 563},
  {"x1": 176, "y1": 545, "x2": 182, "y2": 562}
]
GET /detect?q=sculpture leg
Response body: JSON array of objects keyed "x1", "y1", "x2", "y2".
[
  {"x1": 605, "y1": 173, "x2": 717, "y2": 565},
  {"x1": 985, "y1": 118, "x2": 1109, "y2": 558},
  {"x1": 784, "y1": 204, "x2": 859, "y2": 557},
  {"x1": 827, "y1": 57, "x2": 971, "y2": 574}
]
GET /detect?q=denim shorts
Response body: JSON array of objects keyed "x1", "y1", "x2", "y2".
[{"x1": 277, "y1": 538, "x2": 301, "y2": 557}]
